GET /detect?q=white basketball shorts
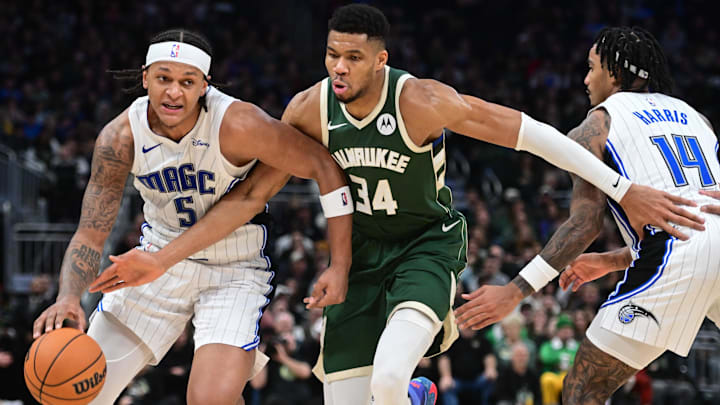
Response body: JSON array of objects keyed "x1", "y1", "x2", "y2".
[
  {"x1": 92, "y1": 244, "x2": 274, "y2": 365},
  {"x1": 589, "y1": 216, "x2": 720, "y2": 366}
]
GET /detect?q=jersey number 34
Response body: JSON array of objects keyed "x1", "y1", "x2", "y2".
[{"x1": 349, "y1": 174, "x2": 398, "y2": 215}]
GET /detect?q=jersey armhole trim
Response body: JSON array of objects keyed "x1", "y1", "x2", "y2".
[
  {"x1": 395, "y1": 74, "x2": 433, "y2": 154},
  {"x1": 320, "y1": 78, "x2": 329, "y2": 148}
]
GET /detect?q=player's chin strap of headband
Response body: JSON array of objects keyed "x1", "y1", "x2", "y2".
[{"x1": 146, "y1": 41, "x2": 211, "y2": 76}]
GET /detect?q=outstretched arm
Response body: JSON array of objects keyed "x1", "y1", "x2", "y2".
[
  {"x1": 33, "y1": 113, "x2": 133, "y2": 337},
  {"x1": 454, "y1": 111, "x2": 619, "y2": 330},
  {"x1": 400, "y1": 79, "x2": 704, "y2": 240}
]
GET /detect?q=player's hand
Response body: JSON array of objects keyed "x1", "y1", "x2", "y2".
[
  {"x1": 33, "y1": 295, "x2": 86, "y2": 339},
  {"x1": 88, "y1": 249, "x2": 168, "y2": 293},
  {"x1": 620, "y1": 184, "x2": 704, "y2": 240},
  {"x1": 303, "y1": 265, "x2": 349, "y2": 309},
  {"x1": 454, "y1": 284, "x2": 523, "y2": 330},
  {"x1": 559, "y1": 253, "x2": 613, "y2": 292},
  {"x1": 700, "y1": 190, "x2": 720, "y2": 215}
]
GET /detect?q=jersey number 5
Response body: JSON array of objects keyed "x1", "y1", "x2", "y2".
[
  {"x1": 174, "y1": 196, "x2": 198, "y2": 227},
  {"x1": 349, "y1": 174, "x2": 398, "y2": 215},
  {"x1": 650, "y1": 134, "x2": 716, "y2": 187}
]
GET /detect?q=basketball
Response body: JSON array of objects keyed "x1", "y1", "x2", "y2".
[{"x1": 24, "y1": 328, "x2": 107, "y2": 405}]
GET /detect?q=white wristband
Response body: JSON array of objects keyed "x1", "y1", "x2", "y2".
[
  {"x1": 518, "y1": 255, "x2": 560, "y2": 292},
  {"x1": 516, "y1": 112, "x2": 632, "y2": 202},
  {"x1": 319, "y1": 186, "x2": 354, "y2": 218}
]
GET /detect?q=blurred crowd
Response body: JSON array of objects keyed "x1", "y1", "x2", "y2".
[{"x1": 2, "y1": 0, "x2": 720, "y2": 404}]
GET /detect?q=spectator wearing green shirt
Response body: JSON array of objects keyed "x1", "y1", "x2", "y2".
[{"x1": 538, "y1": 314, "x2": 578, "y2": 405}]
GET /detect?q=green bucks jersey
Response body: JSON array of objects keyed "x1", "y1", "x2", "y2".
[{"x1": 321, "y1": 66, "x2": 454, "y2": 240}]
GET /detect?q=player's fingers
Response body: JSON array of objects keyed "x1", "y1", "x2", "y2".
[
  {"x1": 108, "y1": 255, "x2": 121, "y2": 263},
  {"x1": 664, "y1": 193, "x2": 697, "y2": 207},
  {"x1": 33, "y1": 312, "x2": 47, "y2": 338},
  {"x1": 90, "y1": 275, "x2": 123, "y2": 293},
  {"x1": 100, "y1": 281, "x2": 128, "y2": 294},
  {"x1": 699, "y1": 190, "x2": 720, "y2": 199},
  {"x1": 458, "y1": 312, "x2": 491, "y2": 330},
  {"x1": 668, "y1": 205, "x2": 705, "y2": 229},
  {"x1": 45, "y1": 310, "x2": 59, "y2": 333},
  {"x1": 88, "y1": 268, "x2": 117, "y2": 291},
  {"x1": 658, "y1": 221, "x2": 689, "y2": 241},
  {"x1": 455, "y1": 302, "x2": 490, "y2": 323},
  {"x1": 559, "y1": 271, "x2": 572, "y2": 290},
  {"x1": 701, "y1": 204, "x2": 720, "y2": 214},
  {"x1": 461, "y1": 287, "x2": 485, "y2": 301}
]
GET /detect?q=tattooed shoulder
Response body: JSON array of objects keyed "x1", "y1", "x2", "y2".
[
  {"x1": 567, "y1": 109, "x2": 611, "y2": 157},
  {"x1": 78, "y1": 111, "x2": 134, "y2": 233}
]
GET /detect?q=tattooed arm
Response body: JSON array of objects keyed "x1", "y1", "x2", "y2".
[
  {"x1": 455, "y1": 110, "x2": 611, "y2": 330},
  {"x1": 33, "y1": 111, "x2": 133, "y2": 337},
  {"x1": 509, "y1": 110, "x2": 611, "y2": 297}
]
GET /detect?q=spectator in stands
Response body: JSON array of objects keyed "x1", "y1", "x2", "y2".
[
  {"x1": 437, "y1": 327, "x2": 497, "y2": 405},
  {"x1": 539, "y1": 313, "x2": 579, "y2": 405},
  {"x1": 495, "y1": 342, "x2": 541, "y2": 405}
]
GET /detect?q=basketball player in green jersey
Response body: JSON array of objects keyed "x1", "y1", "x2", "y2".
[{"x1": 98, "y1": 5, "x2": 704, "y2": 405}]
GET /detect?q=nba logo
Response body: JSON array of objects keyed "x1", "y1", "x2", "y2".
[
  {"x1": 341, "y1": 192, "x2": 348, "y2": 206},
  {"x1": 170, "y1": 44, "x2": 179, "y2": 58}
]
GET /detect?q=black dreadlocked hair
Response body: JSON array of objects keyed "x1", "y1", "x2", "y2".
[
  {"x1": 593, "y1": 26, "x2": 673, "y2": 94},
  {"x1": 328, "y1": 4, "x2": 390, "y2": 47},
  {"x1": 109, "y1": 28, "x2": 221, "y2": 111}
]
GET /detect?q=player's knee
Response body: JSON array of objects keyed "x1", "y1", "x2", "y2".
[
  {"x1": 187, "y1": 380, "x2": 246, "y2": 405},
  {"x1": 370, "y1": 367, "x2": 406, "y2": 400}
]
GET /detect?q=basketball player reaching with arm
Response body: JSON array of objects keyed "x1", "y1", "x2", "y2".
[
  {"x1": 455, "y1": 27, "x2": 720, "y2": 405},
  {"x1": 32, "y1": 29, "x2": 352, "y2": 405},
  {"x1": 274, "y1": 7, "x2": 704, "y2": 405},
  {"x1": 86, "y1": 10, "x2": 704, "y2": 405}
]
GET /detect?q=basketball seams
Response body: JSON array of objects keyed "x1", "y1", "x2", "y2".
[
  {"x1": 25, "y1": 372, "x2": 103, "y2": 402},
  {"x1": 38, "y1": 332, "x2": 85, "y2": 402},
  {"x1": 43, "y1": 349, "x2": 105, "y2": 387},
  {"x1": 31, "y1": 331, "x2": 50, "y2": 384}
]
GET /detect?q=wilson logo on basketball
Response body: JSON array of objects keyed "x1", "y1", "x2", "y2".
[{"x1": 73, "y1": 367, "x2": 107, "y2": 394}]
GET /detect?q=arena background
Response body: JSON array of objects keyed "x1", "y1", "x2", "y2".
[{"x1": 1, "y1": 0, "x2": 719, "y2": 404}]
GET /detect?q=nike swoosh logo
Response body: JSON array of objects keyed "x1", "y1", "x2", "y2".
[
  {"x1": 441, "y1": 219, "x2": 461, "y2": 232},
  {"x1": 328, "y1": 122, "x2": 348, "y2": 131},
  {"x1": 612, "y1": 176, "x2": 620, "y2": 187},
  {"x1": 142, "y1": 144, "x2": 161, "y2": 153}
]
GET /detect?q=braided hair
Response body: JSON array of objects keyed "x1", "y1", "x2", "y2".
[
  {"x1": 109, "y1": 28, "x2": 220, "y2": 111},
  {"x1": 593, "y1": 26, "x2": 673, "y2": 94}
]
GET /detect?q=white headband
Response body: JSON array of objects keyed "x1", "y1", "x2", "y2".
[{"x1": 145, "y1": 41, "x2": 211, "y2": 76}]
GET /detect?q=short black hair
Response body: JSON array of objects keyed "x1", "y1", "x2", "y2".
[
  {"x1": 328, "y1": 4, "x2": 389, "y2": 46},
  {"x1": 110, "y1": 28, "x2": 220, "y2": 111},
  {"x1": 593, "y1": 26, "x2": 673, "y2": 94}
]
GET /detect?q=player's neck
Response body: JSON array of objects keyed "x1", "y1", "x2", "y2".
[
  {"x1": 147, "y1": 105, "x2": 201, "y2": 142},
  {"x1": 344, "y1": 69, "x2": 386, "y2": 120}
]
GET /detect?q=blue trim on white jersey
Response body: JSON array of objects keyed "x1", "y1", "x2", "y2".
[
  {"x1": 606, "y1": 140, "x2": 629, "y2": 179},
  {"x1": 607, "y1": 199, "x2": 640, "y2": 252},
  {"x1": 601, "y1": 236, "x2": 675, "y2": 308},
  {"x1": 224, "y1": 177, "x2": 241, "y2": 195},
  {"x1": 260, "y1": 224, "x2": 272, "y2": 270},
  {"x1": 244, "y1": 270, "x2": 275, "y2": 351}
]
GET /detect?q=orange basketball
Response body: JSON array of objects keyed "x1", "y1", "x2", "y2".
[{"x1": 24, "y1": 328, "x2": 107, "y2": 405}]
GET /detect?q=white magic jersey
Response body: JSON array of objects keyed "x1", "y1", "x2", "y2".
[
  {"x1": 591, "y1": 92, "x2": 720, "y2": 255},
  {"x1": 128, "y1": 87, "x2": 267, "y2": 266},
  {"x1": 588, "y1": 92, "x2": 720, "y2": 356}
]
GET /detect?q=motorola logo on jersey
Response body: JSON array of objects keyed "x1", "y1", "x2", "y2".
[
  {"x1": 136, "y1": 164, "x2": 216, "y2": 194},
  {"x1": 618, "y1": 302, "x2": 659, "y2": 327},
  {"x1": 376, "y1": 113, "x2": 396, "y2": 136}
]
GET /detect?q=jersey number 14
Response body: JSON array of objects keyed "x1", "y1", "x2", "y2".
[{"x1": 650, "y1": 134, "x2": 716, "y2": 187}]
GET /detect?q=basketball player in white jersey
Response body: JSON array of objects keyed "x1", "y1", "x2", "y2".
[
  {"x1": 96, "y1": 8, "x2": 709, "y2": 405},
  {"x1": 455, "y1": 26, "x2": 720, "y2": 404},
  {"x1": 31, "y1": 29, "x2": 354, "y2": 405}
]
